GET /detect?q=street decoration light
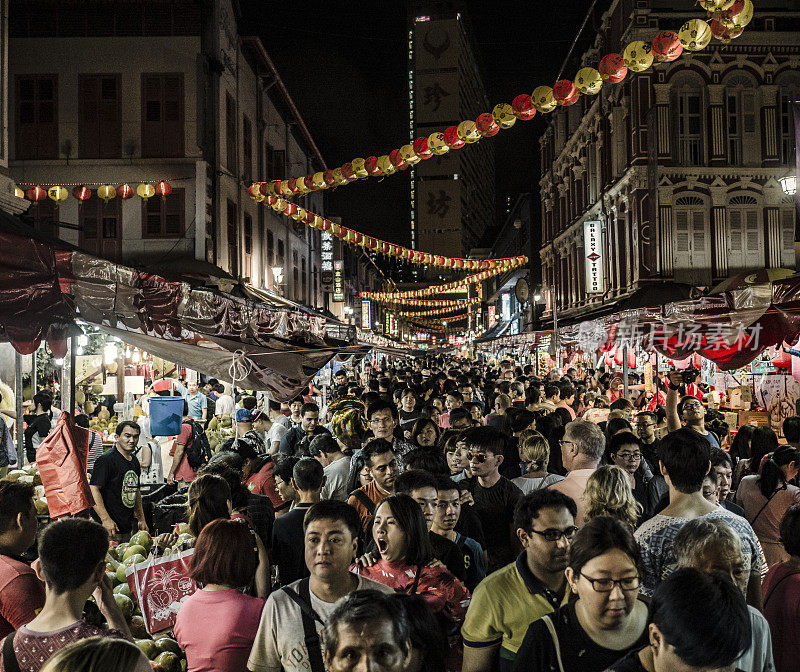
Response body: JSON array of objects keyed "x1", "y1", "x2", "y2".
[{"x1": 779, "y1": 170, "x2": 797, "y2": 197}]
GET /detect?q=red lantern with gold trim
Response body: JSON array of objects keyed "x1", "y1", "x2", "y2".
[
  {"x1": 651, "y1": 31, "x2": 683, "y2": 62},
  {"x1": 247, "y1": 183, "x2": 262, "y2": 201},
  {"x1": 443, "y1": 126, "x2": 465, "y2": 149},
  {"x1": 285, "y1": 202, "x2": 298, "y2": 217},
  {"x1": 413, "y1": 136, "x2": 432, "y2": 160},
  {"x1": 599, "y1": 53, "x2": 628, "y2": 83},
  {"x1": 511, "y1": 94, "x2": 536, "y2": 120},
  {"x1": 26, "y1": 186, "x2": 47, "y2": 202},
  {"x1": 286, "y1": 178, "x2": 300, "y2": 194},
  {"x1": 365, "y1": 156, "x2": 381, "y2": 176},
  {"x1": 475, "y1": 112, "x2": 500, "y2": 137},
  {"x1": 553, "y1": 80, "x2": 580, "y2": 106},
  {"x1": 341, "y1": 163, "x2": 358, "y2": 181},
  {"x1": 389, "y1": 149, "x2": 407, "y2": 170},
  {"x1": 116, "y1": 183, "x2": 134, "y2": 200},
  {"x1": 323, "y1": 170, "x2": 336, "y2": 187},
  {"x1": 155, "y1": 181, "x2": 172, "y2": 199},
  {"x1": 320, "y1": 219, "x2": 331, "y2": 232},
  {"x1": 72, "y1": 185, "x2": 91, "y2": 202}
]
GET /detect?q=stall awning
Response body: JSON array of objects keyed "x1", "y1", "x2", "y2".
[{"x1": 0, "y1": 229, "x2": 357, "y2": 400}]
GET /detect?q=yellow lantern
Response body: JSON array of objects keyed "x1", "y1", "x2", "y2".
[
  {"x1": 623, "y1": 41, "x2": 654, "y2": 72},
  {"x1": 722, "y1": 0, "x2": 752, "y2": 28},
  {"x1": 279, "y1": 181, "x2": 294, "y2": 198},
  {"x1": 351, "y1": 158, "x2": 369, "y2": 178},
  {"x1": 492, "y1": 103, "x2": 517, "y2": 129},
  {"x1": 532, "y1": 86, "x2": 557, "y2": 113},
  {"x1": 427, "y1": 132, "x2": 449, "y2": 155},
  {"x1": 399, "y1": 144, "x2": 421, "y2": 166},
  {"x1": 574, "y1": 67, "x2": 603, "y2": 95},
  {"x1": 97, "y1": 184, "x2": 116, "y2": 203},
  {"x1": 312, "y1": 215, "x2": 325, "y2": 229},
  {"x1": 136, "y1": 183, "x2": 155, "y2": 201},
  {"x1": 377, "y1": 155, "x2": 397, "y2": 175},
  {"x1": 14, "y1": 186, "x2": 24, "y2": 199},
  {"x1": 312, "y1": 172, "x2": 328, "y2": 189},
  {"x1": 456, "y1": 120, "x2": 481, "y2": 144},
  {"x1": 698, "y1": 0, "x2": 735, "y2": 9},
  {"x1": 272, "y1": 198, "x2": 288, "y2": 213},
  {"x1": 47, "y1": 185, "x2": 68, "y2": 203},
  {"x1": 293, "y1": 207, "x2": 306, "y2": 221},
  {"x1": 678, "y1": 19, "x2": 712, "y2": 51}
]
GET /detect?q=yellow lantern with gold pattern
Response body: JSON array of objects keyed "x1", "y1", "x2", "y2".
[
  {"x1": 97, "y1": 184, "x2": 116, "y2": 203},
  {"x1": 137, "y1": 183, "x2": 156, "y2": 201},
  {"x1": 623, "y1": 41, "x2": 654, "y2": 72},
  {"x1": 272, "y1": 198, "x2": 288, "y2": 213},
  {"x1": 47, "y1": 185, "x2": 69, "y2": 203},
  {"x1": 532, "y1": 86, "x2": 557, "y2": 113},
  {"x1": 14, "y1": 186, "x2": 24, "y2": 199},
  {"x1": 427, "y1": 132, "x2": 449, "y2": 155},
  {"x1": 377, "y1": 155, "x2": 397, "y2": 175},
  {"x1": 456, "y1": 120, "x2": 481, "y2": 144},
  {"x1": 399, "y1": 144, "x2": 421, "y2": 166},
  {"x1": 574, "y1": 67, "x2": 603, "y2": 95},
  {"x1": 312, "y1": 172, "x2": 328, "y2": 189},
  {"x1": 678, "y1": 19, "x2": 712, "y2": 51},
  {"x1": 492, "y1": 103, "x2": 517, "y2": 129},
  {"x1": 332, "y1": 168, "x2": 349, "y2": 186},
  {"x1": 351, "y1": 158, "x2": 369, "y2": 178}
]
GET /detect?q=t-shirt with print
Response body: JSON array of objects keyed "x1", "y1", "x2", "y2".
[
  {"x1": 454, "y1": 533, "x2": 486, "y2": 592},
  {"x1": 89, "y1": 448, "x2": 141, "y2": 534},
  {"x1": 0, "y1": 621, "x2": 124, "y2": 672},
  {"x1": 247, "y1": 575, "x2": 393, "y2": 672},
  {"x1": 634, "y1": 507, "x2": 767, "y2": 597}
]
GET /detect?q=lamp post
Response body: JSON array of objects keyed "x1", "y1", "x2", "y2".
[
  {"x1": 779, "y1": 171, "x2": 797, "y2": 197},
  {"x1": 271, "y1": 266, "x2": 284, "y2": 295}
]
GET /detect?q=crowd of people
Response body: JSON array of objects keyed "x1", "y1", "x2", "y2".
[{"x1": 1, "y1": 356, "x2": 799, "y2": 672}]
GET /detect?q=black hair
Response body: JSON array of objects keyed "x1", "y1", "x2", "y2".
[
  {"x1": 605, "y1": 417, "x2": 633, "y2": 443},
  {"x1": 403, "y1": 448, "x2": 449, "y2": 476},
  {"x1": 74, "y1": 414, "x2": 90, "y2": 429},
  {"x1": 410, "y1": 418, "x2": 440, "y2": 447},
  {"x1": 780, "y1": 504, "x2": 800, "y2": 557},
  {"x1": 376, "y1": 494, "x2": 434, "y2": 566},
  {"x1": 558, "y1": 383, "x2": 576, "y2": 399},
  {"x1": 784, "y1": 416, "x2": 800, "y2": 444},
  {"x1": 385, "y1": 593, "x2": 446, "y2": 672},
  {"x1": 544, "y1": 384, "x2": 560, "y2": 399},
  {"x1": 197, "y1": 461, "x2": 250, "y2": 511},
  {"x1": 268, "y1": 399, "x2": 282, "y2": 412},
  {"x1": 206, "y1": 378, "x2": 219, "y2": 387},
  {"x1": 508, "y1": 408, "x2": 537, "y2": 434},
  {"x1": 38, "y1": 518, "x2": 109, "y2": 594},
  {"x1": 649, "y1": 568, "x2": 751, "y2": 667},
  {"x1": 460, "y1": 425, "x2": 506, "y2": 456},
  {"x1": 709, "y1": 447, "x2": 732, "y2": 470},
  {"x1": 658, "y1": 428, "x2": 711, "y2": 494},
  {"x1": 446, "y1": 390, "x2": 463, "y2": 402},
  {"x1": 513, "y1": 489, "x2": 578, "y2": 533},
  {"x1": 221, "y1": 436, "x2": 259, "y2": 461},
  {"x1": 607, "y1": 431, "x2": 642, "y2": 456},
  {"x1": 304, "y1": 500, "x2": 362, "y2": 541},
  {"x1": 363, "y1": 438, "x2": 395, "y2": 466},
  {"x1": 448, "y1": 407, "x2": 472, "y2": 426},
  {"x1": 115, "y1": 420, "x2": 141, "y2": 437},
  {"x1": 394, "y1": 469, "x2": 438, "y2": 496},
  {"x1": 293, "y1": 457, "x2": 325, "y2": 491},
  {"x1": 0, "y1": 481, "x2": 35, "y2": 534},
  {"x1": 567, "y1": 515, "x2": 640, "y2": 576},
  {"x1": 435, "y1": 476, "x2": 461, "y2": 494},
  {"x1": 274, "y1": 456, "x2": 300, "y2": 484},
  {"x1": 749, "y1": 427, "x2": 780, "y2": 476},
  {"x1": 610, "y1": 398, "x2": 633, "y2": 411},
  {"x1": 33, "y1": 391, "x2": 51, "y2": 412},
  {"x1": 729, "y1": 424, "x2": 755, "y2": 463},
  {"x1": 309, "y1": 433, "x2": 340, "y2": 457},
  {"x1": 758, "y1": 446, "x2": 800, "y2": 498},
  {"x1": 241, "y1": 396, "x2": 257, "y2": 410},
  {"x1": 204, "y1": 450, "x2": 245, "y2": 473},
  {"x1": 366, "y1": 399, "x2": 399, "y2": 421}
]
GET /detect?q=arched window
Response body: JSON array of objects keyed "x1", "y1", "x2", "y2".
[
  {"x1": 777, "y1": 72, "x2": 800, "y2": 165},
  {"x1": 727, "y1": 194, "x2": 761, "y2": 271},
  {"x1": 671, "y1": 74, "x2": 705, "y2": 166},
  {"x1": 724, "y1": 73, "x2": 758, "y2": 166},
  {"x1": 673, "y1": 194, "x2": 710, "y2": 284}
]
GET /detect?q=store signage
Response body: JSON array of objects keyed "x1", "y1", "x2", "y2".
[
  {"x1": 501, "y1": 293, "x2": 511, "y2": 322},
  {"x1": 488, "y1": 305, "x2": 497, "y2": 327},
  {"x1": 321, "y1": 231, "x2": 334, "y2": 290},
  {"x1": 583, "y1": 220, "x2": 604, "y2": 294},
  {"x1": 333, "y1": 261, "x2": 344, "y2": 302},
  {"x1": 361, "y1": 300, "x2": 372, "y2": 330}
]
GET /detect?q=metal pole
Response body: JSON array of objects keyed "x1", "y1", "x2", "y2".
[
  {"x1": 622, "y1": 345, "x2": 630, "y2": 399},
  {"x1": 552, "y1": 283, "x2": 560, "y2": 371},
  {"x1": 14, "y1": 351, "x2": 24, "y2": 466},
  {"x1": 61, "y1": 337, "x2": 76, "y2": 413},
  {"x1": 31, "y1": 348, "x2": 37, "y2": 394}
]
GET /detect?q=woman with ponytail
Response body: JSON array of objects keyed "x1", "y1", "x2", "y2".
[{"x1": 736, "y1": 446, "x2": 800, "y2": 566}]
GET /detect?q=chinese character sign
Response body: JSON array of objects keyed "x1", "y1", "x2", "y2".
[
  {"x1": 584, "y1": 220, "x2": 604, "y2": 294},
  {"x1": 333, "y1": 260, "x2": 344, "y2": 302},
  {"x1": 361, "y1": 300, "x2": 372, "y2": 330},
  {"x1": 321, "y1": 231, "x2": 334, "y2": 290}
]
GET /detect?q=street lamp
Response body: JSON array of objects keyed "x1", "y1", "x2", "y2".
[
  {"x1": 779, "y1": 170, "x2": 797, "y2": 196},
  {"x1": 271, "y1": 266, "x2": 284, "y2": 294}
]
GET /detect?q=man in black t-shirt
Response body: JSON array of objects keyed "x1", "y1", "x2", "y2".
[
  {"x1": 90, "y1": 421, "x2": 148, "y2": 540},
  {"x1": 460, "y1": 426, "x2": 523, "y2": 573},
  {"x1": 23, "y1": 392, "x2": 53, "y2": 463}
]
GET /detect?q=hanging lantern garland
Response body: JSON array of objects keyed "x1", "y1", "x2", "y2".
[
  {"x1": 20, "y1": 182, "x2": 172, "y2": 204},
  {"x1": 381, "y1": 297, "x2": 481, "y2": 309},
  {"x1": 398, "y1": 302, "x2": 481, "y2": 318},
  {"x1": 249, "y1": 6, "x2": 752, "y2": 200}
]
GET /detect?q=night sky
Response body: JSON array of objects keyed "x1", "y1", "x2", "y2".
[{"x1": 244, "y1": 0, "x2": 595, "y2": 252}]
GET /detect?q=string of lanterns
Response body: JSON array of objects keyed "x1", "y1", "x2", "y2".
[
  {"x1": 381, "y1": 297, "x2": 480, "y2": 308},
  {"x1": 397, "y1": 301, "x2": 481, "y2": 318},
  {"x1": 16, "y1": 182, "x2": 174, "y2": 204},
  {"x1": 258, "y1": 191, "x2": 527, "y2": 270},
  {"x1": 246, "y1": 2, "x2": 752, "y2": 202}
]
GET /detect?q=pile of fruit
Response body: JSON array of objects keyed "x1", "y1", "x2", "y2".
[
  {"x1": 102, "y1": 528, "x2": 196, "y2": 671},
  {"x1": 89, "y1": 407, "x2": 119, "y2": 436},
  {"x1": 205, "y1": 413, "x2": 234, "y2": 453},
  {"x1": 4, "y1": 465, "x2": 48, "y2": 515}
]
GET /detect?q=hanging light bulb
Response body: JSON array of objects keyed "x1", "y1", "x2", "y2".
[
  {"x1": 104, "y1": 343, "x2": 117, "y2": 365},
  {"x1": 54, "y1": 358, "x2": 64, "y2": 366},
  {"x1": 76, "y1": 346, "x2": 85, "y2": 356}
]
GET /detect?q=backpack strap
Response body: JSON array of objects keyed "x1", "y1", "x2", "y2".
[
  {"x1": 2, "y1": 631, "x2": 21, "y2": 672},
  {"x1": 541, "y1": 615, "x2": 565, "y2": 672},
  {"x1": 281, "y1": 578, "x2": 326, "y2": 672},
  {"x1": 349, "y1": 489, "x2": 376, "y2": 515}
]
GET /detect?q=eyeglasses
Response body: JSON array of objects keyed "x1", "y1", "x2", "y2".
[
  {"x1": 579, "y1": 573, "x2": 640, "y2": 592},
  {"x1": 529, "y1": 526, "x2": 578, "y2": 542},
  {"x1": 616, "y1": 452, "x2": 641, "y2": 460},
  {"x1": 466, "y1": 451, "x2": 489, "y2": 463}
]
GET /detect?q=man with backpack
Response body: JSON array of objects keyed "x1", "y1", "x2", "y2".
[{"x1": 167, "y1": 401, "x2": 211, "y2": 486}]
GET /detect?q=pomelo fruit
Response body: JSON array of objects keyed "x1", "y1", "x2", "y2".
[
  {"x1": 113, "y1": 593, "x2": 134, "y2": 619},
  {"x1": 136, "y1": 639, "x2": 159, "y2": 660},
  {"x1": 130, "y1": 531, "x2": 153, "y2": 552},
  {"x1": 154, "y1": 652, "x2": 180, "y2": 672},
  {"x1": 122, "y1": 545, "x2": 147, "y2": 561},
  {"x1": 113, "y1": 583, "x2": 132, "y2": 599}
]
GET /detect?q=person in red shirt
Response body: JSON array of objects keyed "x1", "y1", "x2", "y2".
[
  {"x1": 0, "y1": 481, "x2": 43, "y2": 639},
  {"x1": 347, "y1": 440, "x2": 398, "y2": 536},
  {"x1": 168, "y1": 402, "x2": 197, "y2": 486}
]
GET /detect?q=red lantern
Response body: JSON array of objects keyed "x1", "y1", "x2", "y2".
[
  {"x1": 651, "y1": 31, "x2": 683, "y2": 62},
  {"x1": 719, "y1": 0, "x2": 745, "y2": 23},
  {"x1": 26, "y1": 186, "x2": 47, "y2": 202},
  {"x1": 511, "y1": 94, "x2": 536, "y2": 120},
  {"x1": 320, "y1": 219, "x2": 331, "y2": 232},
  {"x1": 286, "y1": 178, "x2": 300, "y2": 194},
  {"x1": 72, "y1": 185, "x2": 91, "y2": 202},
  {"x1": 155, "y1": 181, "x2": 172, "y2": 199},
  {"x1": 116, "y1": 184, "x2": 134, "y2": 200},
  {"x1": 412, "y1": 136, "x2": 432, "y2": 160},
  {"x1": 710, "y1": 18, "x2": 743, "y2": 41},
  {"x1": 553, "y1": 79, "x2": 580, "y2": 106},
  {"x1": 321, "y1": 170, "x2": 335, "y2": 187},
  {"x1": 599, "y1": 53, "x2": 628, "y2": 83},
  {"x1": 341, "y1": 163, "x2": 357, "y2": 181},
  {"x1": 389, "y1": 149, "x2": 407, "y2": 170},
  {"x1": 475, "y1": 112, "x2": 500, "y2": 137},
  {"x1": 303, "y1": 211, "x2": 316, "y2": 225},
  {"x1": 285, "y1": 202, "x2": 298, "y2": 217},
  {"x1": 772, "y1": 349, "x2": 792, "y2": 370},
  {"x1": 365, "y1": 156, "x2": 381, "y2": 176},
  {"x1": 443, "y1": 126, "x2": 465, "y2": 149}
]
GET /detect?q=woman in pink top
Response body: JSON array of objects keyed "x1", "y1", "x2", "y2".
[
  {"x1": 174, "y1": 519, "x2": 266, "y2": 672},
  {"x1": 763, "y1": 504, "x2": 800, "y2": 672},
  {"x1": 736, "y1": 446, "x2": 800, "y2": 566},
  {"x1": 351, "y1": 493, "x2": 470, "y2": 626}
]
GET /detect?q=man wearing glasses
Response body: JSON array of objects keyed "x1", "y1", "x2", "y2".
[
  {"x1": 365, "y1": 400, "x2": 415, "y2": 464},
  {"x1": 665, "y1": 371, "x2": 721, "y2": 449},
  {"x1": 462, "y1": 490, "x2": 577, "y2": 672},
  {"x1": 460, "y1": 426, "x2": 524, "y2": 574},
  {"x1": 634, "y1": 411, "x2": 660, "y2": 474},
  {"x1": 548, "y1": 420, "x2": 605, "y2": 525}
]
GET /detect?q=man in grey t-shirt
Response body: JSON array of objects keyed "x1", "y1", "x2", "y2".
[{"x1": 309, "y1": 434, "x2": 352, "y2": 502}]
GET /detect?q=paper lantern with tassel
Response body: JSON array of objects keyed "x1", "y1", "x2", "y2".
[
  {"x1": 574, "y1": 67, "x2": 603, "y2": 95},
  {"x1": 155, "y1": 181, "x2": 172, "y2": 199},
  {"x1": 26, "y1": 186, "x2": 47, "y2": 202},
  {"x1": 622, "y1": 41, "x2": 654, "y2": 72},
  {"x1": 599, "y1": 53, "x2": 628, "y2": 83},
  {"x1": 492, "y1": 103, "x2": 517, "y2": 128},
  {"x1": 97, "y1": 184, "x2": 116, "y2": 203},
  {"x1": 678, "y1": 19, "x2": 712, "y2": 51},
  {"x1": 511, "y1": 94, "x2": 536, "y2": 120},
  {"x1": 137, "y1": 183, "x2": 155, "y2": 201},
  {"x1": 351, "y1": 158, "x2": 369, "y2": 178},
  {"x1": 399, "y1": 144, "x2": 421, "y2": 166},
  {"x1": 553, "y1": 79, "x2": 579, "y2": 106},
  {"x1": 47, "y1": 186, "x2": 68, "y2": 203},
  {"x1": 721, "y1": 0, "x2": 752, "y2": 28},
  {"x1": 116, "y1": 184, "x2": 134, "y2": 200},
  {"x1": 377, "y1": 155, "x2": 396, "y2": 175},
  {"x1": 531, "y1": 86, "x2": 557, "y2": 113},
  {"x1": 651, "y1": 31, "x2": 683, "y2": 62}
]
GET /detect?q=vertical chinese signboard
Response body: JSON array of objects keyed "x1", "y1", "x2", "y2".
[
  {"x1": 361, "y1": 300, "x2": 372, "y2": 330},
  {"x1": 321, "y1": 231, "x2": 334, "y2": 292},
  {"x1": 583, "y1": 220, "x2": 605, "y2": 294},
  {"x1": 333, "y1": 261, "x2": 344, "y2": 302}
]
